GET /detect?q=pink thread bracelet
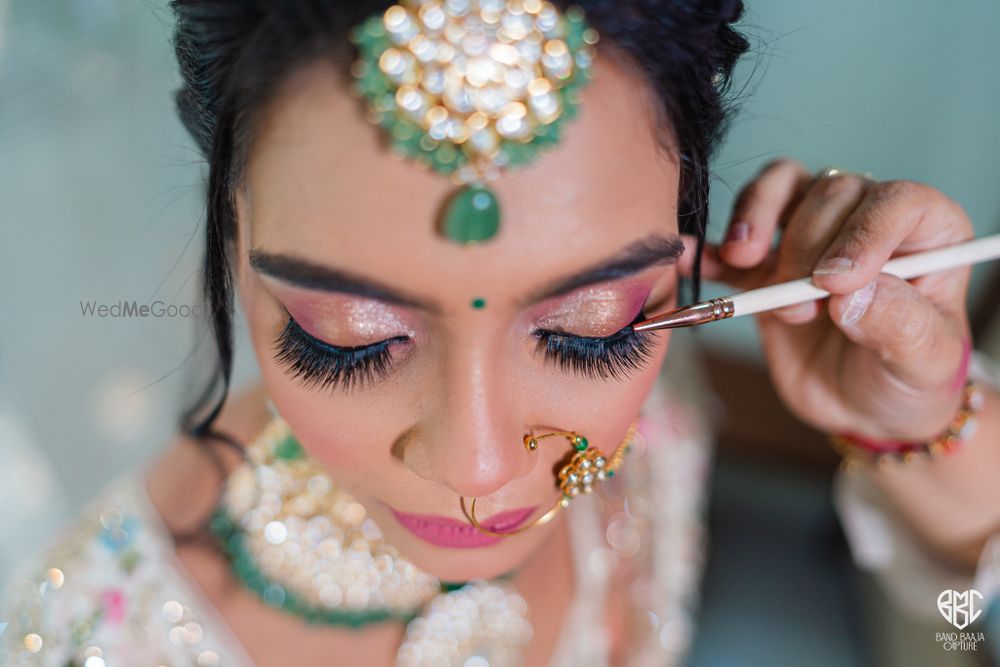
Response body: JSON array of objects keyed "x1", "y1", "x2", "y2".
[{"x1": 830, "y1": 340, "x2": 984, "y2": 467}]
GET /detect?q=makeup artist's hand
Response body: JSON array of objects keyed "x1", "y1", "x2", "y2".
[{"x1": 680, "y1": 158, "x2": 974, "y2": 441}]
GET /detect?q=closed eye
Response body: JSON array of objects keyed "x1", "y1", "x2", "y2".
[
  {"x1": 532, "y1": 314, "x2": 654, "y2": 380},
  {"x1": 273, "y1": 317, "x2": 409, "y2": 391}
]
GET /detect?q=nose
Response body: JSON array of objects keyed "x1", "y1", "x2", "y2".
[{"x1": 402, "y1": 341, "x2": 532, "y2": 499}]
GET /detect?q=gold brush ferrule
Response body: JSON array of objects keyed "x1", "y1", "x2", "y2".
[{"x1": 632, "y1": 297, "x2": 735, "y2": 332}]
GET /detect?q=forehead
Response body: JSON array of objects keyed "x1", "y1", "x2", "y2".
[{"x1": 242, "y1": 51, "x2": 680, "y2": 301}]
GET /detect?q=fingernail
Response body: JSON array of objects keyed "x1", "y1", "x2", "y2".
[
  {"x1": 725, "y1": 222, "x2": 750, "y2": 243},
  {"x1": 841, "y1": 280, "x2": 876, "y2": 326},
  {"x1": 814, "y1": 257, "x2": 855, "y2": 276}
]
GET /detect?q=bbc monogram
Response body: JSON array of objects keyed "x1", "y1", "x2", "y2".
[{"x1": 936, "y1": 589, "x2": 985, "y2": 652}]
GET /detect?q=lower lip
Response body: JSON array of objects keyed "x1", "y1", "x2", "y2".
[{"x1": 389, "y1": 506, "x2": 537, "y2": 548}]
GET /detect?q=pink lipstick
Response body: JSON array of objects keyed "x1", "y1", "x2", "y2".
[{"x1": 390, "y1": 506, "x2": 537, "y2": 548}]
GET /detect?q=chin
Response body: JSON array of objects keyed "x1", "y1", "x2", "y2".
[{"x1": 400, "y1": 535, "x2": 549, "y2": 583}]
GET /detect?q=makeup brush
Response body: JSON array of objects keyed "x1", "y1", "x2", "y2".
[{"x1": 634, "y1": 234, "x2": 1000, "y2": 332}]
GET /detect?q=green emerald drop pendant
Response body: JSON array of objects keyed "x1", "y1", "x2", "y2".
[{"x1": 441, "y1": 184, "x2": 500, "y2": 244}]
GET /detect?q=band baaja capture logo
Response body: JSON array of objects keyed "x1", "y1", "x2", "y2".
[{"x1": 936, "y1": 589, "x2": 985, "y2": 651}]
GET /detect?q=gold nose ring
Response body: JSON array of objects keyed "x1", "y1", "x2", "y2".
[{"x1": 459, "y1": 423, "x2": 637, "y2": 537}]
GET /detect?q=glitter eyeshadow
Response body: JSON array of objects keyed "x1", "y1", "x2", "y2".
[
  {"x1": 533, "y1": 282, "x2": 653, "y2": 337},
  {"x1": 278, "y1": 291, "x2": 416, "y2": 346}
]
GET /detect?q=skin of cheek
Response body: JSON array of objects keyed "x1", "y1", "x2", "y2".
[
  {"x1": 235, "y1": 197, "x2": 393, "y2": 482},
  {"x1": 241, "y1": 275, "x2": 414, "y2": 479},
  {"x1": 516, "y1": 273, "x2": 678, "y2": 471},
  {"x1": 521, "y1": 270, "x2": 679, "y2": 517},
  {"x1": 231, "y1": 51, "x2": 682, "y2": 580}
]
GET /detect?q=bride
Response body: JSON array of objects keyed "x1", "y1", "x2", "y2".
[{"x1": 4, "y1": 1, "x2": 998, "y2": 665}]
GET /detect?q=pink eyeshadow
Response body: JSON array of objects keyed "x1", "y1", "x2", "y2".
[
  {"x1": 534, "y1": 280, "x2": 653, "y2": 338},
  {"x1": 276, "y1": 288, "x2": 415, "y2": 346}
]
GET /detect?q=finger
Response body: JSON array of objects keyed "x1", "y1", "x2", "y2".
[
  {"x1": 769, "y1": 298, "x2": 823, "y2": 326},
  {"x1": 908, "y1": 264, "x2": 972, "y2": 322},
  {"x1": 828, "y1": 272, "x2": 966, "y2": 391},
  {"x1": 811, "y1": 180, "x2": 975, "y2": 298},
  {"x1": 775, "y1": 172, "x2": 871, "y2": 281},
  {"x1": 768, "y1": 172, "x2": 871, "y2": 324},
  {"x1": 721, "y1": 158, "x2": 813, "y2": 268}
]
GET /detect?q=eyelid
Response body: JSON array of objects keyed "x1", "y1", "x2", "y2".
[
  {"x1": 287, "y1": 315, "x2": 409, "y2": 351},
  {"x1": 270, "y1": 288, "x2": 418, "y2": 345},
  {"x1": 529, "y1": 276, "x2": 662, "y2": 338},
  {"x1": 533, "y1": 312, "x2": 645, "y2": 341},
  {"x1": 534, "y1": 324, "x2": 634, "y2": 342}
]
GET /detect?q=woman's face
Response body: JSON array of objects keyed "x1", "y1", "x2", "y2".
[{"x1": 235, "y1": 51, "x2": 682, "y2": 581}]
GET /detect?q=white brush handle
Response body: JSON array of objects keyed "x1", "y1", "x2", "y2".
[{"x1": 732, "y1": 234, "x2": 1000, "y2": 317}]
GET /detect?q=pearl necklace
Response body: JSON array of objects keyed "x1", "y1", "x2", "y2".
[{"x1": 210, "y1": 416, "x2": 532, "y2": 666}]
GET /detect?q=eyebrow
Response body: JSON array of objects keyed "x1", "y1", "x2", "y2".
[
  {"x1": 250, "y1": 249, "x2": 434, "y2": 310},
  {"x1": 526, "y1": 234, "x2": 685, "y2": 303},
  {"x1": 249, "y1": 233, "x2": 684, "y2": 310}
]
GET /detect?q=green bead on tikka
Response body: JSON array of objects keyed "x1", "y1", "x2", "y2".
[
  {"x1": 573, "y1": 435, "x2": 588, "y2": 451},
  {"x1": 441, "y1": 185, "x2": 500, "y2": 244}
]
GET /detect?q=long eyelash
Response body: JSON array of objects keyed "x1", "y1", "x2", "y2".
[
  {"x1": 274, "y1": 318, "x2": 404, "y2": 391},
  {"x1": 534, "y1": 320, "x2": 655, "y2": 380}
]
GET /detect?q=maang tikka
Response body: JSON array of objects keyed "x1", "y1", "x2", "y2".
[{"x1": 350, "y1": 0, "x2": 597, "y2": 244}]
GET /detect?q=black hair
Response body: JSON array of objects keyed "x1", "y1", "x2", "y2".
[{"x1": 170, "y1": 0, "x2": 750, "y2": 445}]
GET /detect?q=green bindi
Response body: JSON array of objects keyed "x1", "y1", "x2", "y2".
[{"x1": 470, "y1": 297, "x2": 487, "y2": 310}]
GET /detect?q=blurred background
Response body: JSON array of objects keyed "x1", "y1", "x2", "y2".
[{"x1": 1, "y1": 1, "x2": 998, "y2": 665}]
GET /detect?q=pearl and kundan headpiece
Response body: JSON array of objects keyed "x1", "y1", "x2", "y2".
[{"x1": 351, "y1": 0, "x2": 597, "y2": 244}]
